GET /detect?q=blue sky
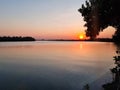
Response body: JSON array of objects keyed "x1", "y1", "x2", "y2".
[{"x1": 0, "y1": 0, "x2": 115, "y2": 39}]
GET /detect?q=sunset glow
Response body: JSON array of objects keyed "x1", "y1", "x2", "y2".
[
  {"x1": 79, "y1": 35, "x2": 84, "y2": 39},
  {"x1": 78, "y1": 32, "x2": 86, "y2": 40},
  {"x1": 0, "y1": 0, "x2": 116, "y2": 39}
]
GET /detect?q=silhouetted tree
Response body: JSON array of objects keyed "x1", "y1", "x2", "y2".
[
  {"x1": 78, "y1": 0, "x2": 100, "y2": 40},
  {"x1": 78, "y1": 0, "x2": 120, "y2": 41}
]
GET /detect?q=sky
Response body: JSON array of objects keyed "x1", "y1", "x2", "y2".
[{"x1": 0, "y1": 0, "x2": 115, "y2": 39}]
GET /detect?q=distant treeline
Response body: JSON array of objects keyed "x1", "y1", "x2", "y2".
[
  {"x1": 39, "y1": 38, "x2": 113, "y2": 42},
  {"x1": 0, "y1": 36, "x2": 35, "y2": 42}
]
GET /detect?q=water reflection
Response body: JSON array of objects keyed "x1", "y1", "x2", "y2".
[
  {"x1": 102, "y1": 43, "x2": 120, "y2": 90},
  {"x1": 0, "y1": 41, "x2": 117, "y2": 90}
]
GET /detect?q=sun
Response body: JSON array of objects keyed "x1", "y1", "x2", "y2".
[
  {"x1": 77, "y1": 32, "x2": 86, "y2": 40},
  {"x1": 79, "y1": 34, "x2": 84, "y2": 40}
]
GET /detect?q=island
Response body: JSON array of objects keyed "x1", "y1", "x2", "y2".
[{"x1": 0, "y1": 36, "x2": 36, "y2": 42}]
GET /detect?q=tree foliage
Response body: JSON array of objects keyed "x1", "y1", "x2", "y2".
[{"x1": 78, "y1": 0, "x2": 120, "y2": 41}]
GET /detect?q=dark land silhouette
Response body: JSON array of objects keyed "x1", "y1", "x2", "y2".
[
  {"x1": 38, "y1": 38, "x2": 113, "y2": 42},
  {"x1": 0, "y1": 36, "x2": 35, "y2": 42}
]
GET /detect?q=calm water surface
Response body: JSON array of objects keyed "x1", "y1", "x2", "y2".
[{"x1": 0, "y1": 41, "x2": 117, "y2": 90}]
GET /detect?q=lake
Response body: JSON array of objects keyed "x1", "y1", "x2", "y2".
[{"x1": 0, "y1": 41, "x2": 117, "y2": 90}]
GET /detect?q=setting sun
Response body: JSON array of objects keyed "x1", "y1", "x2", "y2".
[
  {"x1": 78, "y1": 33, "x2": 86, "y2": 40},
  {"x1": 79, "y1": 35, "x2": 84, "y2": 39}
]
